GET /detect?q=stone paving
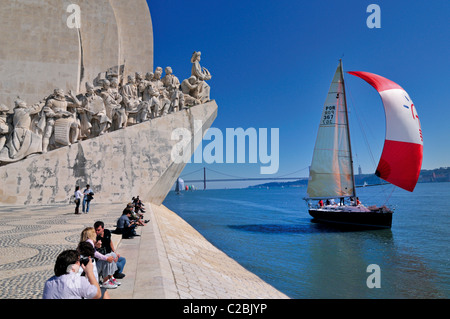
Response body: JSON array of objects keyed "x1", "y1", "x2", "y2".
[
  {"x1": 0, "y1": 201, "x2": 289, "y2": 299},
  {"x1": 0, "y1": 202, "x2": 123, "y2": 299}
]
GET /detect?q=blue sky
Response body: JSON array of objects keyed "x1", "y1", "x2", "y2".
[{"x1": 148, "y1": 0, "x2": 449, "y2": 189}]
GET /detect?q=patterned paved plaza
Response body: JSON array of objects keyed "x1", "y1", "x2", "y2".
[{"x1": 0, "y1": 202, "x2": 288, "y2": 299}]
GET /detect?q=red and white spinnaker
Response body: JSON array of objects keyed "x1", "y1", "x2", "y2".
[{"x1": 348, "y1": 71, "x2": 423, "y2": 192}]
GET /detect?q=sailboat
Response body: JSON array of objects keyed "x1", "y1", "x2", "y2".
[
  {"x1": 175, "y1": 177, "x2": 185, "y2": 195},
  {"x1": 305, "y1": 60, "x2": 423, "y2": 229}
]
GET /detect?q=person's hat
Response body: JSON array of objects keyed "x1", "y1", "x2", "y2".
[{"x1": 0, "y1": 104, "x2": 9, "y2": 112}]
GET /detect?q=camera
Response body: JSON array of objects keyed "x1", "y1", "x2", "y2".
[{"x1": 80, "y1": 256, "x2": 90, "y2": 266}]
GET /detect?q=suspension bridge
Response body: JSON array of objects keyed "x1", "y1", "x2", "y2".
[{"x1": 178, "y1": 167, "x2": 309, "y2": 190}]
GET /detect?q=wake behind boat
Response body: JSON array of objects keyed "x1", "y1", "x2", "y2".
[{"x1": 304, "y1": 60, "x2": 423, "y2": 229}]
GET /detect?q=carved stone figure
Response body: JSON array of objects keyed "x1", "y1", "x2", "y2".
[
  {"x1": 122, "y1": 75, "x2": 140, "y2": 110},
  {"x1": 152, "y1": 67, "x2": 171, "y2": 116},
  {"x1": 142, "y1": 85, "x2": 161, "y2": 119},
  {"x1": 140, "y1": 72, "x2": 154, "y2": 102},
  {"x1": 101, "y1": 79, "x2": 126, "y2": 130},
  {"x1": 158, "y1": 90, "x2": 171, "y2": 117},
  {"x1": 162, "y1": 66, "x2": 184, "y2": 112},
  {"x1": 78, "y1": 82, "x2": 111, "y2": 137},
  {"x1": 42, "y1": 89, "x2": 81, "y2": 153},
  {"x1": 135, "y1": 72, "x2": 145, "y2": 100},
  {"x1": 0, "y1": 50, "x2": 214, "y2": 166},
  {"x1": 0, "y1": 99, "x2": 44, "y2": 162},
  {"x1": 162, "y1": 67, "x2": 179, "y2": 90},
  {"x1": 181, "y1": 76, "x2": 202, "y2": 106},
  {"x1": 152, "y1": 67, "x2": 165, "y2": 92},
  {"x1": 0, "y1": 104, "x2": 11, "y2": 151},
  {"x1": 121, "y1": 75, "x2": 143, "y2": 124},
  {"x1": 110, "y1": 78, "x2": 122, "y2": 94},
  {"x1": 191, "y1": 51, "x2": 212, "y2": 103}
]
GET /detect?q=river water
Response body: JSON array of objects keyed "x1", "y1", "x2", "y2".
[{"x1": 163, "y1": 182, "x2": 449, "y2": 299}]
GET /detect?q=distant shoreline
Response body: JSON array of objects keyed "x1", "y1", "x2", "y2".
[{"x1": 248, "y1": 167, "x2": 450, "y2": 189}]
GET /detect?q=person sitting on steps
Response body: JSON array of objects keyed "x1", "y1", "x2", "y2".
[
  {"x1": 94, "y1": 220, "x2": 126, "y2": 279},
  {"x1": 115, "y1": 208, "x2": 139, "y2": 239}
]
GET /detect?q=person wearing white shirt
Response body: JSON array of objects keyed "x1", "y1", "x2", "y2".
[
  {"x1": 74, "y1": 186, "x2": 83, "y2": 214},
  {"x1": 43, "y1": 250, "x2": 101, "y2": 299}
]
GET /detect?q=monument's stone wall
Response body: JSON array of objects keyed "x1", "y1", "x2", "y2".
[
  {"x1": 108, "y1": 0, "x2": 154, "y2": 78},
  {"x1": 0, "y1": 102, "x2": 218, "y2": 206},
  {"x1": 0, "y1": 0, "x2": 153, "y2": 110}
]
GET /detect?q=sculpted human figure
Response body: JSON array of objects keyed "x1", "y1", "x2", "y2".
[
  {"x1": 191, "y1": 51, "x2": 212, "y2": 103},
  {"x1": 78, "y1": 82, "x2": 111, "y2": 137},
  {"x1": 0, "y1": 99, "x2": 44, "y2": 162},
  {"x1": 135, "y1": 72, "x2": 144, "y2": 100},
  {"x1": 110, "y1": 78, "x2": 127, "y2": 129},
  {"x1": 162, "y1": 66, "x2": 184, "y2": 112},
  {"x1": 121, "y1": 75, "x2": 143, "y2": 124},
  {"x1": 42, "y1": 89, "x2": 81, "y2": 153},
  {"x1": 152, "y1": 67, "x2": 165, "y2": 92},
  {"x1": 140, "y1": 72, "x2": 154, "y2": 102},
  {"x1": 30, "y1": 98, "x2": 48, "y2": 138},
  {"x1": 121, "y1": 75, "x2": 140, "y2": 110},
  {"x1": 158, "y1": 89, "x2": 171, "y2": 117},
  {"x1": 181, "y1": 76, "x2": 202, "y2": 106},
  {"x1": 110, "y1": 78, "x2": 122, "y2": 95},
  {"x1": 162, "y1": 67, "x2": 180, "y2": 90},
  {"x1": 152, "y1": 67, "x2": 171, "y2": 116},
  {"x1": 141, "y1": 85, "x2": 161, "y2": 119},
  {"x1": 0, "y1": 104, "x2": 11, "y2": 151},
  {"x1": 100, "y1": 79, "x2": 126, "y2": 130}
]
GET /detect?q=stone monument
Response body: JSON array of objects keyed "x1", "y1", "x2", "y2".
[
  {"x1": 0, "y1": 0, "x2": 153, "y2": 110},
  {"x1": 0, "y1": 1, "x2": 218, "y2": 206}
]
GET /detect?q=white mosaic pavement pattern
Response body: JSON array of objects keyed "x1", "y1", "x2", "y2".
[
  {"x1": 0, "y1": 202, "x2": 288, "y2": 299},
  {"x1": 0, "y1": 203, "x2": 122, "y2": 299}
]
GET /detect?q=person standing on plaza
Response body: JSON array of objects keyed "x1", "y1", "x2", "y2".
[
  {"x1": 74, "y1": 186, "x2": 83, "y2": 214},
  {"x1": 82, "y1": 184, "x2": 94, "y2": 214}
]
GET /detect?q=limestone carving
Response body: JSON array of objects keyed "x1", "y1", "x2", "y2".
[
  {"x1": 121, "y1": 75, "x2": 142, "y2": 125},
  {"x1": 78, "y1": 82, "x2": 111, "y2": 137},
  {"x1": 191, "y1": 51, "x2": 212, "y2": 103},
  {"x1": 135, "y1": 72, "x2": 145, "y2": 100},
  {"x1": 0, "y1": 99, "x2": 44, "y2": 162},
  {"x1": 163, "y1": 67, "x2": 185, "y2": 112},
  {"x1": 107, "y1": 78, "x2": 128, "y2": 130},
  {"x1": 181, "y1": 76, "x2": 202, "y2": 106},
  {"x1": 42, "y1": 89, "x2": 81, "y2": 153},
  {"x1": 152, "y1": 67, "x2": 165, "y2": 91},
  {"x1": 0, "y1": 51, "x2": 213, "y2": 166},
  {"x1": 0, "y1": 104, "x2": 10, "y2": 150},
  {"x1": 140, "y1": 72, "x2": 154, "y2": 102},
  {"x1": 152, "y1": 67, "x2": 171, "y2": 117},
  {"x1": 141, "y1": 85, "x2": 160, "y2": 120}
]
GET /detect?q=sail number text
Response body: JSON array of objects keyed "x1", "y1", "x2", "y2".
[{"x1": 322, "y1": 106, "x2": 336, "y2": 125}]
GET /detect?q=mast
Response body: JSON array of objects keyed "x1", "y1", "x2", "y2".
[{"x1": 339, "y1": 59, "x2": 357, "y2": 203}]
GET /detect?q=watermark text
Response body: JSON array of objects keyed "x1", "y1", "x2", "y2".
[
  {"x1": 366, "y1": 4, "x2": 381, "y2": 28},
  {"x1": 171, "y1": 120, "x2": 279, "y2": 175}
]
